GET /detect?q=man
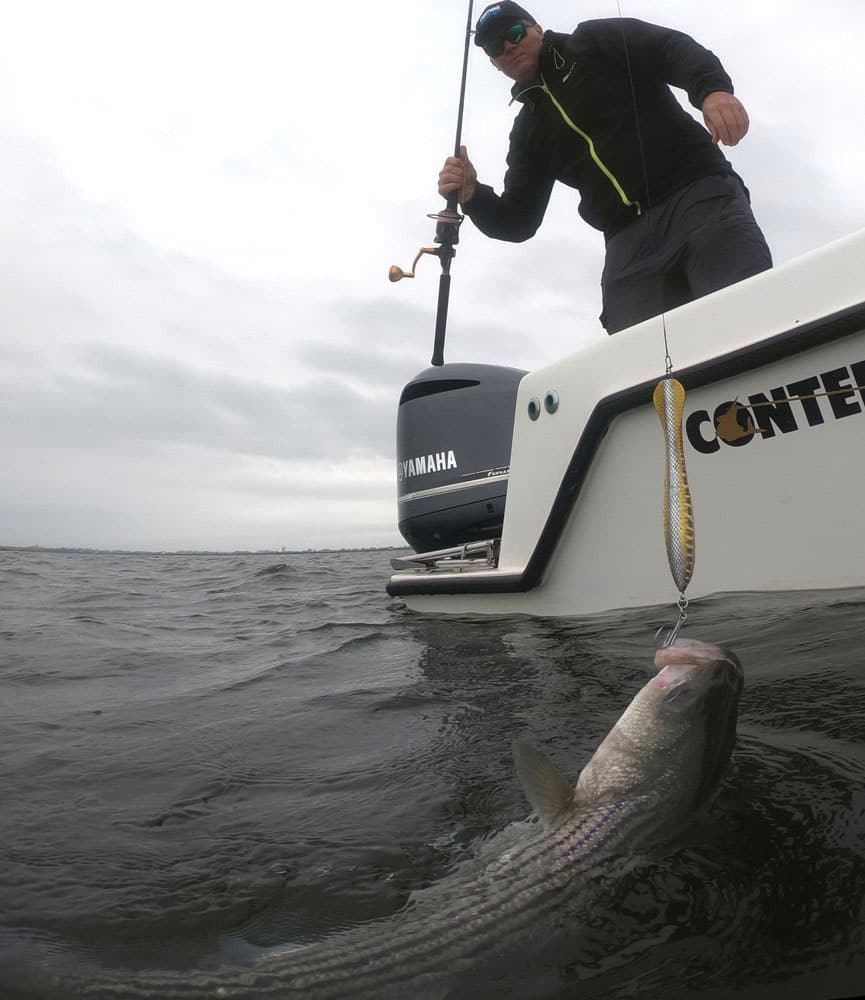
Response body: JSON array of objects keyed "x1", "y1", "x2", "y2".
[{"x1": 438, "y1": 2, "x2": 772, "y2": 334}]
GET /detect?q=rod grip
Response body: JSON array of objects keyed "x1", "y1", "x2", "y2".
[{"x1": 431, "y1": 272, "x2": 451, "y2": 367}]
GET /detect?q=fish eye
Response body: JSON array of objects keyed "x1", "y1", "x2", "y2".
[{"x1": 664, "y1": 683, "x2": 695, "y2": 708}]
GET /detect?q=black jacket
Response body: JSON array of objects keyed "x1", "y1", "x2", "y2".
[{"x1": 463, "y1": 18, "x2": 738, "y2": 240}]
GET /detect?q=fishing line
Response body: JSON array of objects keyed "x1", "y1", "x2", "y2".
[
  {"x1": 615, "y1": 1, "x2": 694, "y2": 644},
  {"x1": 615, "y1": 0, "x2": 673, "y2": 374}
]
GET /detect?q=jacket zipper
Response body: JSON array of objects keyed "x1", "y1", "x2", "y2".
[{"x1": 527, "y1": 76, "x2": 642, "y2": 217}]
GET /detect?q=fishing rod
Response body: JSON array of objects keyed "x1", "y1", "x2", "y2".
[{"x1": 389, "y1": 1, "x2": 474, "y2": 367}]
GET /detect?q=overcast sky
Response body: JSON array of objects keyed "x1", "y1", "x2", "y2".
[{"x1": 2, "y1": 0, "x2": 863, "y2": 551}]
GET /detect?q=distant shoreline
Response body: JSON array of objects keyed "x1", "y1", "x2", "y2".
[{"x1": 0, "y1": 545, "x2": 407, "y2": 557}]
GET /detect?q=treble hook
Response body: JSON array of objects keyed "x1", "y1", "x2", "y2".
[{"x1": 655, "y1": 593, "x2": 689, "y2": 648}]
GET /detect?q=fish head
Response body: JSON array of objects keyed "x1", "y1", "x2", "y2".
[{"x1": 575, "y1": 639, "x2": 743, "y2": 817}]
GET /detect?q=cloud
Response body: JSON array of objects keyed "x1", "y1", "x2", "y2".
[
  {"x1": 0, "y1": 446, "x2": 400, "y2": 552},
  {"x1": 1, "y1": 0, "x2": 864, "y2": 549},
  {"x1": 4, "y1": 337, "x2": 395, "y2": 456},
  {"x1": 0, "y1": 133, "x2": 405, "y2": 549}
]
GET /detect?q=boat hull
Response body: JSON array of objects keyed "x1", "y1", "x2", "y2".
[{"x1": 388, "y1": 230, "x2": 865, "y2": 616}]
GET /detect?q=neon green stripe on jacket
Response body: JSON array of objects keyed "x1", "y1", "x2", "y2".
[{"x1": 539, "y1": 76, "x2": 642, "y2": 217}]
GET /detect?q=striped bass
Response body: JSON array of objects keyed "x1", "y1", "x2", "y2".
[{"x1": 13, "y1": 638, "x2": 743, "y2": 998}]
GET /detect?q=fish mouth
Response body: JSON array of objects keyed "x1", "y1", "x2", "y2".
[{"x1": 651, "y1": 639, "x2": 741, "y2": 688}]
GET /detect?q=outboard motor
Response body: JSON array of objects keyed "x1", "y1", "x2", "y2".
[{"x1": 396, "y1": 362, "x2": 526, "y2": 553}]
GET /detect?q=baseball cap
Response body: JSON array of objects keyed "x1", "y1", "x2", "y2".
[{"x1": 474, "y1": 2, "x2": 536, "y2": 49}]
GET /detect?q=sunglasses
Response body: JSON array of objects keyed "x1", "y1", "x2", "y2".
[{"x1": 482, "y1": 22, "x2": 528, "y2": 58}]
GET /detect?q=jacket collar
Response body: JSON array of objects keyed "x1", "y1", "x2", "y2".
[{"x1": 509, "y1": 31, "x2": 573, "y2": 103}]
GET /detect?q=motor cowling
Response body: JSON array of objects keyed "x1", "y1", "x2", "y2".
[{"x1": 396, "y1": 362, "x2": 526, "y2": 553}]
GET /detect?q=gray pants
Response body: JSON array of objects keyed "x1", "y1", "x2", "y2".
[{"x1": 600, "y1": 174, "x2": 772, "y2": 334}]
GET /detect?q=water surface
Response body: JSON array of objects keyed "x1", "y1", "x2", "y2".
[{"x1": 1, "y1": 548, "x2": 863, "y2": 997}]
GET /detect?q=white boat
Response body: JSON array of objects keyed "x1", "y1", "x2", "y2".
[{"x1": 387, "y1": 229, "x2": 865, "y2": 616}]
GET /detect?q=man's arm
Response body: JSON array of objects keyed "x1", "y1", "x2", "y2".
[
  {"x1": 605, "y1": 18, "x2": 734, "y2": 107},
  {"x1": 437, "y1": 137, "x2": 555, "y2": 243},
  {"x1": 576, "y1": 18, "x2": 751, "y2": 145}
]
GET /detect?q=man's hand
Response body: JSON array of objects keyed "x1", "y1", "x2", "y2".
[
  {"x1": 438, "y1": 145, "x2": 478, "y2": 205},
  {"x1": 702, "y1": 91, "x2": 750, "y2": 146}
]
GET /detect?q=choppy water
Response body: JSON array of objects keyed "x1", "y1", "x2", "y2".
[{"x1": 1, "y1": 547, "x2": 864, "y2": 999}]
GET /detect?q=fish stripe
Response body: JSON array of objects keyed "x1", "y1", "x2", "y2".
[{"x1": 78, "y1": 799, "x2": 660, "y2": 999}]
